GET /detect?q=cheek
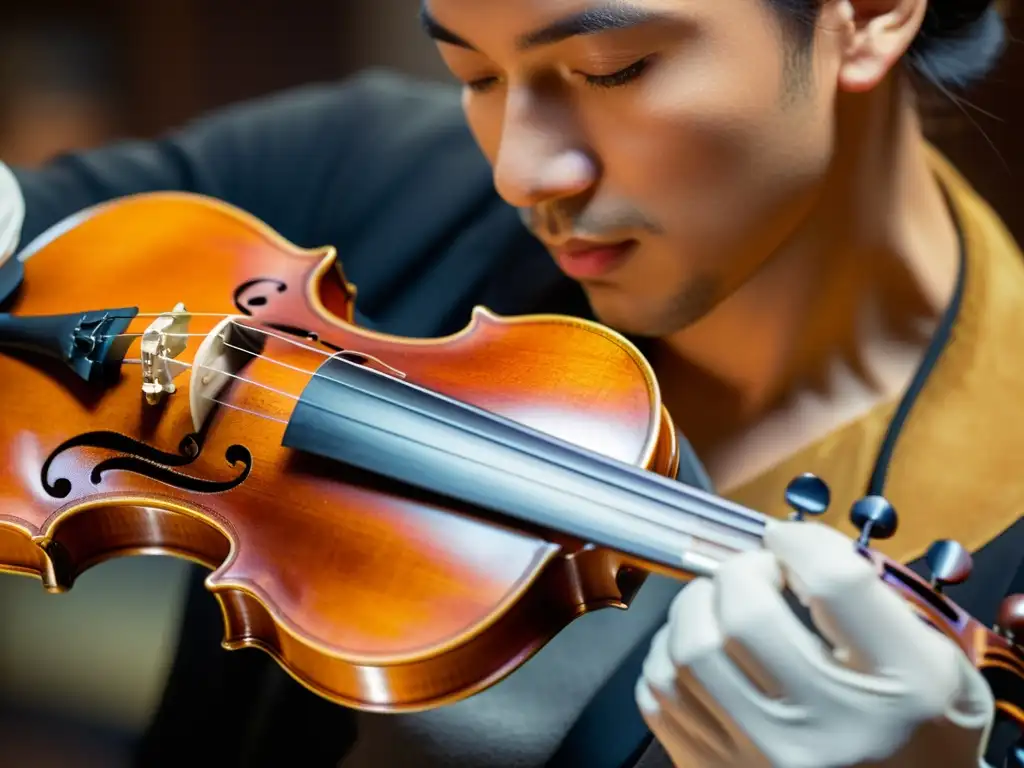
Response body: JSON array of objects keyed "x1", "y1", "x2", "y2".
[
  {"x1": 463, "y1": 94, "x2": 505, "y2": 166},
  {"x1": 591, "y1": 42, "x2": 834, "y2": 247}
]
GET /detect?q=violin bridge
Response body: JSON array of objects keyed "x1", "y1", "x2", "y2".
[
  {"x1": 189, "y1": 316, "x2": 261, "y2": 433},
  {"x1": 141, "y1": 302, "x2": 190, "y2": 405}
]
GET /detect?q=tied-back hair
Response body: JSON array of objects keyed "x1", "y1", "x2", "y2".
[
  {"x1": 772, "y1": 0, "x2": 1008, "y2": 89},
  {"x1": 910, "y1": 0, "x2": 1007, "y2": 88}
]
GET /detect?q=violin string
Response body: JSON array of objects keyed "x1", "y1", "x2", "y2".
[
  {"x1": 109, "y1": 313, "x2": 767, "y2": 541},
  {"x1": 202, "y1": 396, "x2": 289, "y2": 425},
  {"x1": 109, "y1": 332, "x2": 216, "y2": 338},
  {"x1": 101, "y1": 316, "x2": 407, "y2": 379},
  {"x1": 123, "y1": 356, "x2": 293, "y2": 423},
  {"x1": 220, "y1": 340, "x2": 320, "y2": 376},
  {"x1": 102, "y1": 311, "x2": 325, "y2": 349},
  {"x1": 227, "y1": 339, "x2": 768, "y2": 540},
  {"x1": 115, "y1": 350, "x2": 761, "y2": 554},
  {"x1": 112, "y1": 315, "x2": 368, "y2": 401},
  {"x1": 229, "y1": 322, "x2": 331, "y2": 357},
  {"x1": 128, "y1": 356, "x2": 302, "y2": 402},
  {"x1": 290, "y1": 389, "x2": 766, "y2": 553},
  {"x1": 101, "y1": 325, "x2": 333, "y2": 360},
  {"x1": 118, "y1": 351, "x2": 766, "y2": 553},
  {"x1": 132, "y1": 311, "x2": 239, "y2": 318}
]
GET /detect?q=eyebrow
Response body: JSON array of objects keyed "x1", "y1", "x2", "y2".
[{"x1": 418, "y1": 2, "x2": 667, "y2": 52}]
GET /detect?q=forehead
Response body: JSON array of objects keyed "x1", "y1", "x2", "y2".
[{"x1": 422, "y1": 0, "x2": 691, "y2": 54}]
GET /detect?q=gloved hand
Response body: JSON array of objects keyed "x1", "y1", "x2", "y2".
[
  {"x1": 636, "y1": 520, "x2": 995, "y2": 768},
  {"x1": 0, "y1": 161, "x2": 24, "y2": 260}
]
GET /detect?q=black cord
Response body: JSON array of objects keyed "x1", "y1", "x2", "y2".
[{"x1": 865, "y1": 182, "x2": 968, "y2": 496}]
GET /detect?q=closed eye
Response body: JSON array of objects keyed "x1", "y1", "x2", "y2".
[
  {"x1": 579, "y1": 56, "x2": 652, "y2": 89},
  {"x1": 466, "y1": 75, "x2": 501, "y2": 93},
  {"x1": 465, "y1": 56, "x2": 653, "y2": 94}
]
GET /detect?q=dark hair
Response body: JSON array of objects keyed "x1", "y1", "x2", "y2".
[{"x1": 769, "y1": 0, "x2": 1007, "y2": 90}]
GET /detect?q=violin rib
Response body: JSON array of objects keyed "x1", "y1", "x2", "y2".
[
  {"x1": 0, "y1": 192, "x2": 675, "y2": 711},
  {"x1": 2, "y1": 192, "x2": 1019, "y2": 724}
]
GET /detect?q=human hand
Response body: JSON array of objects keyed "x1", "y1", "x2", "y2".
[
  {"x1": 636, "y1": 520, "x2": 995, "y2": 768},
  {"x1": 0, "y1": 162, "x2": 24, "y2": 260}
]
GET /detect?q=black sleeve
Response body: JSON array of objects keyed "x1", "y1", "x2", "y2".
[{"x1": 10, "y1": 69, "x2": 473, "y2": 252}]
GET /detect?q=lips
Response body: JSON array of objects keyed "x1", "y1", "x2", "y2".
[{"x1": 552, "y1": 239, "x2": 637, "y2": 280}]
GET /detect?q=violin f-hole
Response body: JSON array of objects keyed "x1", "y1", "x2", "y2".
[
  {"x1": 233, "y1": 277, "x2": 345, "y2": 351},
  {"x1": 233, "y1": 278, "x2": 288, "y2": 315}
]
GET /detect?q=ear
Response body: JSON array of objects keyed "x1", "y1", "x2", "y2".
[{"x1": 829, "y1": 0, "x2": 928, "y2": 93}]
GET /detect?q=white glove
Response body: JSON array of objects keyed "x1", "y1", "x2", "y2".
[
  {"x1": 0, "y1": 161, "x2": 25, "y2": 261},
  {"x1": 636, "y1": 520, "x2": 995, "y2": 768}
]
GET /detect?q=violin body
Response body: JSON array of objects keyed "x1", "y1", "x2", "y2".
[
  {"x1": 0, "y1": 192, "x2": 680, "y2": 711},
  {"x1": 3, "y1": 193, "x2": 1024, "y2": 738}
]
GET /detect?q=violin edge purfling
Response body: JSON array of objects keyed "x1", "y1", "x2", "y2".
[
  {"x1": 0, "y1": 190, "x2": 676, "y2": 712},
  {"x1": 0, "y1": 191, "x2": 1020, "y2": 722}
]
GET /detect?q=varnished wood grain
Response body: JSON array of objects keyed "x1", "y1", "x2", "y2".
[
  {"x1": 2, "y1": 192, "x2": 1022, "y2": 729},
  {"x1": 0, "y1": 192, "x2": 678, "y2": 711}
]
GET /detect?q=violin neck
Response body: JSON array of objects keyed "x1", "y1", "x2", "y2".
[{"x1": 280, "y1": 355, "x2": 766, "y2": 580}]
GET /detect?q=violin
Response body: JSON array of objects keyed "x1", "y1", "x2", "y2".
[{"x1": 0, "y1": 192, "x2": 1022, "y2": 729}]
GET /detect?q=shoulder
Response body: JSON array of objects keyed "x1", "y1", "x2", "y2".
[
  {"x1": 285, "y1": 70, "x2": 501, "y2": 242},
  {"x1": 187, "y1": 69, "x2": 473, "y2": 171},
  {"x1": 168, "y1": 70, "x2": 493, "y2": 248},
  {"x1": 11, "y1": 70, "x2": 483, "y2": 252},
  {"x1": 10, "y1": 68, "x2": 581, "y2": 336}
]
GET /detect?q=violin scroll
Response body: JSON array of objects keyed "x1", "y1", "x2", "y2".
[
  {"x1": 781, "y1": 476, "x2": 1024, "y2": 731},
  {"x1": 867, "y1": 551, "x2": 1024, "y2": 729},
  {"x1": 993, "y1": 600, "x2": 1024, "y2": 764}
]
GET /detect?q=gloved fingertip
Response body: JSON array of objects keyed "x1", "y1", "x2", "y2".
[
  {"x1": 714, "y1": 547, "x2": 783, "y2": 594},
  {"x1": 634, "y1": 677, "x2": 660, "y2": 715},
  {"x1": 763, "y1": 519, "x2": 859, "y2": 563}
]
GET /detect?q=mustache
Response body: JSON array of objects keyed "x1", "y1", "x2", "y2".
[{"x1": 517, "y1": 205, "x2": 663, "y2": 240}]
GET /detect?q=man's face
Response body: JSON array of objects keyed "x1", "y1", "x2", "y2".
[{"x1": 425, "y1": 0, "x2": 848, "y2": 337}]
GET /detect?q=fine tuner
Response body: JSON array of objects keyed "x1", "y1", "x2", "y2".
[{"x1": 784, "y1": 473, "x2": 1024, "y2": 644}]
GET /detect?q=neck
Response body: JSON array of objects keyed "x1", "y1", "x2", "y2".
[{"x1": 654, "y1": 73, "x2": 960, "y2": 433}]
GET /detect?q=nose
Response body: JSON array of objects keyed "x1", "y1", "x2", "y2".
[{"x1": 491, "y1": 90, "x2": 597, "y2": 210}]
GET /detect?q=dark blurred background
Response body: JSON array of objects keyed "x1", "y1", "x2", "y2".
[{"x1": 0, "y1": 2, "x2": 1020, "y2": 766}]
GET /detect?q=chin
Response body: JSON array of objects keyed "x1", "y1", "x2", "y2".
[
  {"x1": 586, "y1": 286, "x2": 717, "y2": 339},
  {"x1": 586, "y1": 297, "x2": 667, "y2": 338}
]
